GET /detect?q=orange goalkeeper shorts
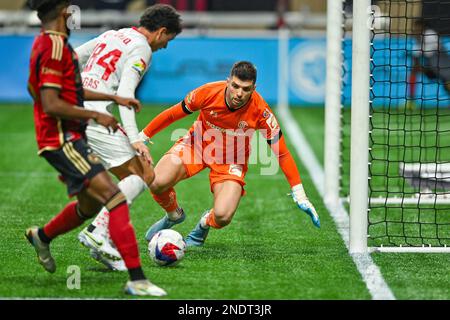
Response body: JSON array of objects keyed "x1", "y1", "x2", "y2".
[{"x1": 166, "y1": 139, "x2": 248, "y2": 196}]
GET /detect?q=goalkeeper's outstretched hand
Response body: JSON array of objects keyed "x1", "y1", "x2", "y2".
[{"x1": 290, "y1": 184, "x2": 321, "y2": 228}]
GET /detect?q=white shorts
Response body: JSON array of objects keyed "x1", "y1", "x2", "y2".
[{"x1": 86, "y1": 124, "x2": 137, "y2": 170}]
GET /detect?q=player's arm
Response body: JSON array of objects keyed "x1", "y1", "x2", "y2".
[
  {"x1": 261, "y1": 107, "x2": 320, "y2": 228},
  {"x1": 40, "y1": 88, "x2": 119, "y2": 132},
  {"x1": 83, "y1": 89, "x2": 142, "y2": 113},
  {"x1": 139, "y1": 101, "x2": 191, "y2": 143},
  {"x1": 115, "y1": 46, "x2": 152, "y2": 162},
  {"x1": 139, "y1": 88, "x2": 204, "y2": 142},
  {"x1": 268, "y1": 134, "x2": 320, "y2": 228}
]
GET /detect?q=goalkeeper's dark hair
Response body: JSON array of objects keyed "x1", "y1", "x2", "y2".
[
  {"x1": 28, "y1": 0, "x2": 70, "y2": 23},
  {"x1": 139, "y1": 4, "x2": 182, "y2": 35},
  {"x1": 230, "y1": 61, "x2": 257, "y2": 84}
]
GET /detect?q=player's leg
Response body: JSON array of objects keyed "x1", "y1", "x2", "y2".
[
  {"x1": 210, "y1": 180, "x2": 243, "y2": 226},
  {"x1": 185, "y1": 180, "x2": 243, "y2": 247},
  {"x1": 78, "y1": 157, "x2": 150, "y2": 269},
  {"x1": 110, "y1": 154, "x2": 155, "y2": 185},
  {"x1": 90, "y1": 155, "x2": 154, "y2": 234},
  {"x1": 79, "y1": 172, "x2": 147, "y2": 249},
  {"x1": 77, "y1": 174, "x2": 133, "y2": 269},
  {"x1": 87, "y1": 152, "x2": 190, "y2": 269},
  {"x1": 25, "y1": 199, "x2": 93, "y2": 273},
  {"x1": 144, "y1": 153, "x2": 191, "y2": 241},
  {"x1": 26, "y1": 140, "x2": 127, "y2": 271},
  {"x1": 78, "y1": 129, "x2": 149, "y2": 254},
  {"x1": 81, "y1": 170, "x2": 166, "y2": 296},
  {"x1": 25, "y1": 139, "x2": 165, "y2": 295},
  {"x1": 25, "y1": 141, "x2": 104, "y2": 274}
]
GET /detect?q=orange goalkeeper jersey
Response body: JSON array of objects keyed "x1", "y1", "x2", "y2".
[
  {"x1": 180, "y1": 80, "x2": 281, "y2": 165},
  {"x1": 143, "y1": 80, "x2": 301, "y2": 187}
]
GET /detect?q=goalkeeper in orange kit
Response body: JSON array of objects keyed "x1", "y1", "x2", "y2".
[{"x1": 140, "y1": 61, "x2": 320, "y2": 247}]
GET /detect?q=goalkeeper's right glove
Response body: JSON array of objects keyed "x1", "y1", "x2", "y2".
[{"x1": 138, "y1": 131, "x2": 153, "y2": 146}]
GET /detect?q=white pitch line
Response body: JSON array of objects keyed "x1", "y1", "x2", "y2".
[{"x1": 278, "y1": 107, "x2": 395, "y2": 300}]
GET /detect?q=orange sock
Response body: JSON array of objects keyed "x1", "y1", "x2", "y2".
[
  {"x1": 205, "y1": 209, "x2": 223, "y2": 229},
  {"x1": 152, "y1": 188, "x2": 179, "y2": 213}
]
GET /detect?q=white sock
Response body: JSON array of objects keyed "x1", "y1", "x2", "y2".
[
  {"x1": 91, "y1": 207, "x2": 110, "y2": 235},
  {"x1": 90, "y1": 174, "x2": 147, "y2": 235},
  {"x1": 199, "y1": 210, "x2": 211, "y2": 229},
  {"x1": 119, "y1": 174, "x2": 148, "y2": 205}
]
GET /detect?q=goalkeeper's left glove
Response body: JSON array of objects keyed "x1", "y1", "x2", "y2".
[{"x1": 290, "y1": 184, "x2": 321, "y2": 228}]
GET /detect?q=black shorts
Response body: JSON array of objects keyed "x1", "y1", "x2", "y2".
[{"x1": 42, "y1": 139, "x2": 105, "y2": 197}]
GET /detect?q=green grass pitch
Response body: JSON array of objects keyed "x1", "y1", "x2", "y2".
[{"x1": 0, "y1": 104, "x2": 448, "y2": 299}]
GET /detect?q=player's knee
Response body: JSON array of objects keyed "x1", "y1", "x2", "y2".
[
  {"x1": 143, "y1": 169, "x2": 155, "y2": 186},
  {"x1": 76, "y1": 201, "x2": 98, "y2": 219},
  {"x1": 97, "y1": 185, "x2": 121, "y2": 204},
  {"x1": 88, "y1": 171, "x2": 122, "y2": 203},
  {"x1": 104, "y1": 191, "x2": 127, "y2": 212},
  {"x1": 149, "y1": 179, "x2": 168, "y2": 195},
  {"x1": 213, "y1": 209, "x2": 234, "y2": 227}
]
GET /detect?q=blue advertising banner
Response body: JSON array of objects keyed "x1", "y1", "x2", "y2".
[
  {"x1": 0, "y1": 35, "x2": 36, "y2": 102},
  {"x1": 0, "y1": 33, "x2": 448, "y2": 107}
]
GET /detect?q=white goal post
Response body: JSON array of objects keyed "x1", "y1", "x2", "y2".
[{"x1": 348, "y1": 0, "x2": 371, "y2": 254}]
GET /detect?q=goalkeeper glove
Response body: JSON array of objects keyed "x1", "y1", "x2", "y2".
[
  {"x1": 138, "y1": 131, "x2": 153, "y2": 146},
  {"x1": 290, "y1": 184, "x2": 321, "y2": 228}
]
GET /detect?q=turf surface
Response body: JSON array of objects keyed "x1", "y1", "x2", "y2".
[
  {"x1": 0, "y1": 104, "x2": 448, "y2": 299},
  {"x1": 291, "y1": 107, "x2": 450, "y2": 300}
]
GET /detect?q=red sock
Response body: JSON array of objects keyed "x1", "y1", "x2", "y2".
[
  {"x1": 43, "y1": 201, "x2": 84, "y2": 240},
  {"x1": 152, "y1": 188, "x2": 179, "y2": 212},
  {"x1": 108, "y1": 202, "x2": 141, "y2": 270}
]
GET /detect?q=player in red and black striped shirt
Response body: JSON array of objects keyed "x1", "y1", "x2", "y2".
[{"x1": 25, "y1": 0, "x2": 166, "y2": 296}]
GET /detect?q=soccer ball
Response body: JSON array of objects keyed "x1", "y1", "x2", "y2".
[{"x1": 148, "y1": 229, "x2": 186, "y2": 266}]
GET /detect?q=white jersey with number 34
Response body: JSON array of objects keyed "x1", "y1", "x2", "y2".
[{"x1": 76, "y1": 27, "x2": 152, "y2": 143}]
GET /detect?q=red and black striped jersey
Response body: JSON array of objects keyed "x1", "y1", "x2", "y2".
[{"x1": 28, "y1": 30, "x2": 85, "y2": 154}]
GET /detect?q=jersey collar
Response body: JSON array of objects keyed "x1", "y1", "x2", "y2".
[
  {"x1": 132, "y1": 27, "x2": 147, "y2": 38},
  {"x1": 43, "y1": 29, "x2": 68, "y2": 38},
  {"x1": 132, "y1": 27, "x2": 142, "y2": 33},
  {"x1": 131, "y1": 27, "x2": 151, "y2": 45}
]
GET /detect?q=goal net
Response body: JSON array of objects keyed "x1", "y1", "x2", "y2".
[{"x1": 325, "y1": 0, "x2": 450, "y2": 252}]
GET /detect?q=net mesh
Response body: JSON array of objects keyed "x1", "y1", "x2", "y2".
[
  {"x1": 367, "y1": 0, "x2": 450, "y2": 247},
  {"x1": 338, "y1": 0, "x2": 450, "y2": 247}
]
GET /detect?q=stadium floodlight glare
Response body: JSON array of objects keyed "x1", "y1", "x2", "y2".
[{"x1": 325, "y1": 0, "x2": 450, "y2": 253}]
